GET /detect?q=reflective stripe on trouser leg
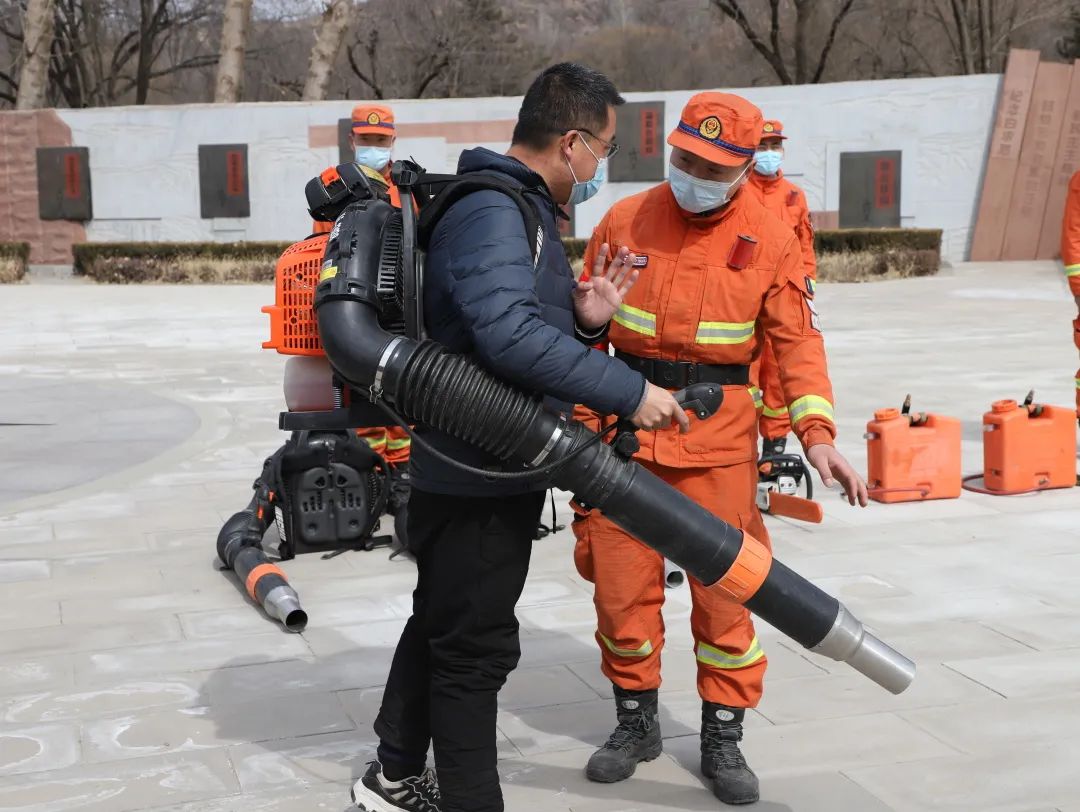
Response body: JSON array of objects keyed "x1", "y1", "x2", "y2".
[
  {"x1": 586, "y1": 509, "x2": 666, "y2": 692},
  {"x1": 687, "y1": 460, "x2": 771, "y2": 707},
  {"x1": 696, "y1": 636, "x2": 765, "y2": 670}
]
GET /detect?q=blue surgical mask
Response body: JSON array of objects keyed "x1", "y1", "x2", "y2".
[
  {"x1": 754, "y1": 150, "x2": 783, "y2": 176},
  {"x1": 668, "y1": 162, "x2": 749, "y2": 214},
  {"x1": 355, "y1": 146, "x2": 392, "y2": 172},
  {"x1": 566, "y1": 139, "x2": 607, "y2": 205}
]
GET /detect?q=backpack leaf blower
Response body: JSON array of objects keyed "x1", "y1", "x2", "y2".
[{"x1": 310, "y1": 160, "x2": 916, "y2": 695}]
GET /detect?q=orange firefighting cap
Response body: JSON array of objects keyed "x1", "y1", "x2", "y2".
[
  {"x1": 351, "y1": 104, "x2": 395, "y2": 135},
  {"x1": 761, "y1": 119, "x2": 788, "y2": 141},
  {"x1": 668, "y1": 92, "x2": 763, "y2": 167}
]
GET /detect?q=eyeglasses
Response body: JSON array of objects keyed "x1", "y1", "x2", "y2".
[{"x1": 565, "y1": 128, "x2": 620, "y2": 159}]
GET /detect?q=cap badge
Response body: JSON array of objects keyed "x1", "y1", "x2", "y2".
[
  {"x1": 763, "y1": 122, "x2": 774, "y2": 133},
  {"x1": 367, "y1": 112, "x2": 381, "y2": 125},
  {"x1": 698, "y1": 116, "x2": 722, "y2": 140}
]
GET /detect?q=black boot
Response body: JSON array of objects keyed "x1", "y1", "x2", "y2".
[
  {"x1": 585, "y1": 686, "x2": 663, "y2": 783},
  {"x1": 760, "y1": 435, "x2": 786, "y2": 461},
  {"x1": 700, "y1": 703, "x2": 759, "y2": 805}
]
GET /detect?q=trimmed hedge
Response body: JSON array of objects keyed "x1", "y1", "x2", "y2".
[
  {"x1": 74, "y1": 241, "x2": 292, "y2": 284},
  {"x1": 814, "y1": 228, "x2": 942, "y2": 254},
  {"x1": 0, "y1": 241, "x2": 30, "y2": 283},
  {"x1": 817, "y1": 249, "x2": 939, "y2": 283}
]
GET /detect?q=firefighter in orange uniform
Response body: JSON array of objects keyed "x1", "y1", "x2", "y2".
[
  {"x1": 1059, "y1": 170, "x2": 1080, "y2": 420},
  {"x1": 745, "y1": 119, "x2": 818, "y2": 459},
  {"x1": 573, "y1": 94, "x2": 867, "y2": 806},
  {"x1": 313, "y1": 104, "x2": 411, "y2": 470}
]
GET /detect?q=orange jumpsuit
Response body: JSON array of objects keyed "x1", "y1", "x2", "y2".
[
  {"x1": 745, "y1": 170, "x2": 817, "y2": 442},
  {"x1": 574, "y1": 182, "x2": 836, "y2": 708},
  {"x1": 312, "y1": 167, "x2": 410, "y2": 465},
  {"x1": 1059, "y1": 170, "x2": 1080, "y2": 418}
]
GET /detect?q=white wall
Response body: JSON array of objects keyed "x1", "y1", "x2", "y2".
[{"x1": 60, "y1": 73, "x2": 1000, "y2": 261}]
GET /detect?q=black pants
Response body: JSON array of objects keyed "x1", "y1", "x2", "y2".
[{"x1": 374, "y1": 487, "x2": 545, "y2": 812}]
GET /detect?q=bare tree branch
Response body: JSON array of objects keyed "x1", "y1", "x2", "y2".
[
  {"x1": 711, "y1": 0, "x2": 792, "y2": 83},
  {"x1": 346, "y1": 35, "x2": 383, "y2": 99},
  {"x1": 812, "y1": 0, "x2": 858, "y2": 83}
]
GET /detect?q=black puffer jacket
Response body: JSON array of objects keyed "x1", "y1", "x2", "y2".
[{"x1": 409, "y1": 147, "x2": 646, "y2": 496}]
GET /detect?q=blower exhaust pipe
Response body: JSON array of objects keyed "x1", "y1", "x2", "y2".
[
  {"x1": 217, "y1": 495, "x2": 308, "y2": 633},
  {"x1": 314, "y1": 205, "x2": 914, "y2": 694},
  {"x1": 664, "y1": 559, "x2": 685, "y2": 589}
]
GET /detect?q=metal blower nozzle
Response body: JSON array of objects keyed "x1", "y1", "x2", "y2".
[
  {"x1": 263, "y1": 585, "x2": 309, "y2": 633},
  {"x1": 810, "y1": 603, "x2": 916, "y2": 694}
]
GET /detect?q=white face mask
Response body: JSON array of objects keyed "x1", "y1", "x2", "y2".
[
  {"x1": 668, "y1": 162, "x2": 749, "y2": 214},
  {"x1": 355, "y1": 146, "x2": 392, "y2": 172}
]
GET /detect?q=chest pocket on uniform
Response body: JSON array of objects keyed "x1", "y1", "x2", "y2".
[{"x1": 697, "y1": 261, "x2": 761, "y2": 354}]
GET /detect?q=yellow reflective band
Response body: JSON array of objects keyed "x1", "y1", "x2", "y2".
[
  {"x1": 1075, "y1": 377, "x2": 1080, "y2": 389},
  {"x1": 319, "y1": 266, "x2": 338, "y2": 281},
  {"x1": 363, "y1": 436, "x2": 387, "y2": 449},
  {"x1": 695, "y1": 320, "x2": 755, "y2": 345},
  {"x1": 599, "y1": 632, "x2": 654, "y2": 658},
  {"x1": 387, "y1": 437, "x2": 411, "y2": 450},
  {"x1": 762, "y1": 405, "x2": 789, "y2": 418},
  {"x1": 1065, "y1": 263, "x2": 1080, "y2": 277},
  {"x1": 748, "y1": 386, "x2": 763, "y2": 409},
  {"x1": 613, "y1": 304, "x2": 657, "y2": 337},
  {"x1": 788, "y1": 394, "x2": 835, "y2": 424},
  {"x1": 695, "y1": 636, "x2": 765, "y2": 670}
]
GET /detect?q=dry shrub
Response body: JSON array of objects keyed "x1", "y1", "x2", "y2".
[
  {"x1": 0, "y1": 257, "x2": 24, "y2": 284},
  {"x1": 78, "y1": 254, "x2": 277, "y2": 284},
  {"x1": 0, "y1": 242, "x2": 29, "y2": 283},
  {"x1": 816, "y1": 249, "x2": 939, "y2": 283}
]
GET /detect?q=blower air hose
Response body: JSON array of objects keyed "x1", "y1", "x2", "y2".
[{"x1": 314, "y1": 205, "x2": 915, "y2": 695}]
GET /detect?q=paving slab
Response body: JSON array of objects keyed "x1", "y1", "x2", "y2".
[
  {"x1": 846, "y1": 742, "x2": 1080, "y2": 812},
  {"x1": 0, "y1": 749, "x2": 241, "y2": 812}
]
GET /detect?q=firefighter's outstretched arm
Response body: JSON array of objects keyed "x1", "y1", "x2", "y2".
[{"x1": 760, "y1": 236, "x2": 868, "y2": 506}]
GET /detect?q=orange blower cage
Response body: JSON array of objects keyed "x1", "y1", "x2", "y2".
[{"x1": 262, "y1": 235, "x2": 329, "y2": 356}]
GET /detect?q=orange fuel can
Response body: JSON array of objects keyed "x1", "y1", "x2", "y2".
[
  {"x1": 866, "y1": 407, "x2": 962, "y2": 503},
  {"x1": 982, "y1": 399, "x2": 1076, "y2": 493}
]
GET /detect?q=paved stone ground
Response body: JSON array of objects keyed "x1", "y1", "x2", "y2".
[{"x1": 0, "y1": 260, "x2": 1078, "y2": 812}]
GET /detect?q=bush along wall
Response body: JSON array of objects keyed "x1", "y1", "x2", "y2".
[
  {"x1": 0, "y1": 242, "x2": 30, "y2": 284},
  {"x1": 813, "y1": 229, "x2": 942, "y2": 283},
  {"x1": 73, "y1": 242, "x2": 293, "y2": 283}
]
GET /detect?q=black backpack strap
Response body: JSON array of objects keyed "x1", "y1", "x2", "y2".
[{"x1": 415, "y1": 174, "x2": 544, "y2": 267}]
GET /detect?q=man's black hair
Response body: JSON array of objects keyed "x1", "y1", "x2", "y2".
[{"x1": 512, "y1": 62, "x2": 624, "y2": 150}]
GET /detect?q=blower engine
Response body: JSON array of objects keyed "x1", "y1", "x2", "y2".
[{"x1": 302, "y1": 160, "x2": 916, "y2": 695}]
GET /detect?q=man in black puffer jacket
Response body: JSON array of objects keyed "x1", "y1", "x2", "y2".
[{"x1": 351, "y1": 64, "x2": 688, "y2": 812}]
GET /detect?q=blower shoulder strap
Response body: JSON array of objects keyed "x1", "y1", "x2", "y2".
[{"x1": 415, "y1": 172, "x2": 545, "y2": 268}]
